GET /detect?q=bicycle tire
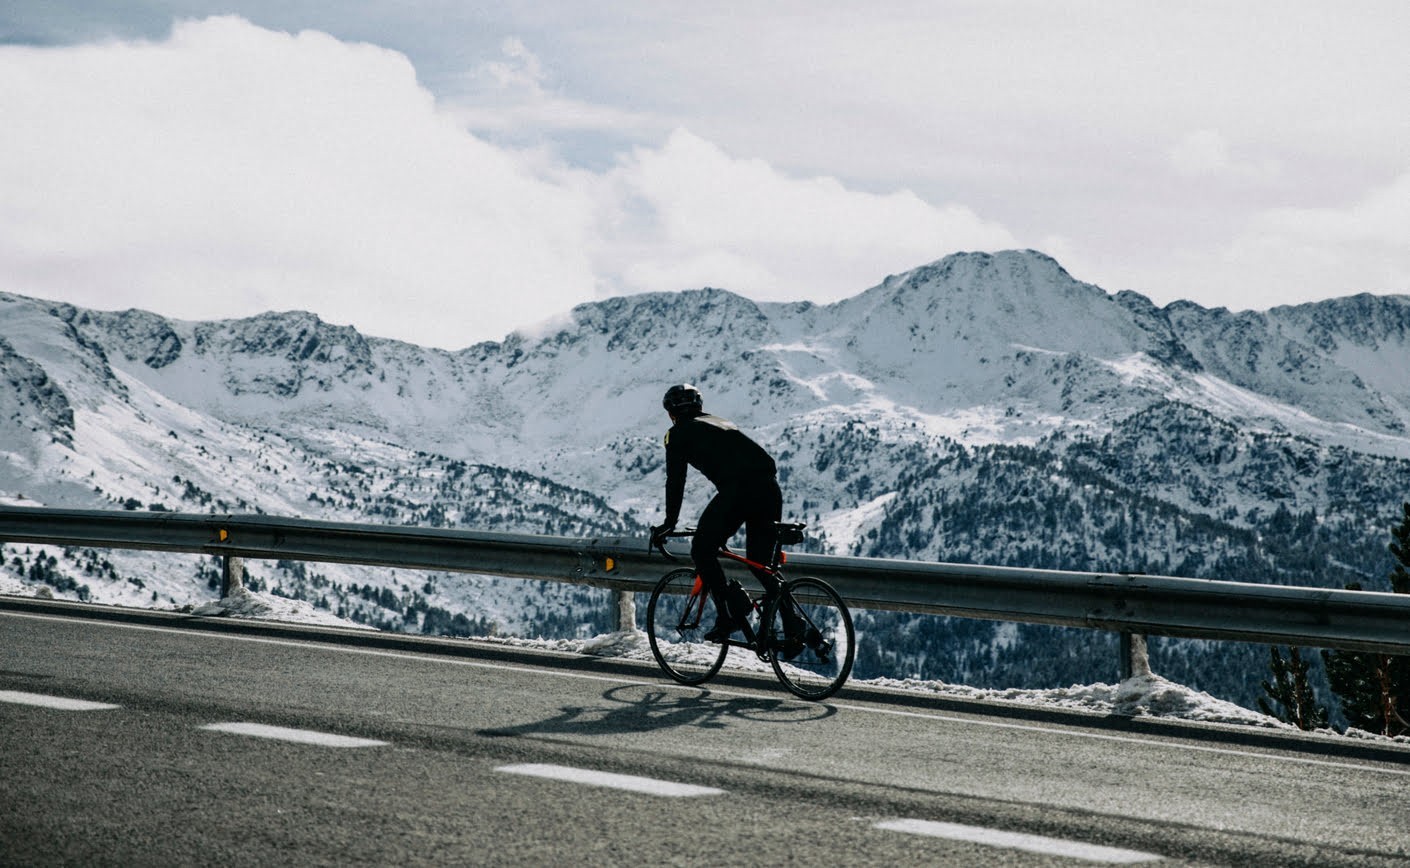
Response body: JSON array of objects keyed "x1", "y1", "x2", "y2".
[
  {"x1": 646, "y1": 568, "x2": 729, "y2": 685},
  {"x1": 763, "y1": 576, "x2": 855, "y2": 700}
]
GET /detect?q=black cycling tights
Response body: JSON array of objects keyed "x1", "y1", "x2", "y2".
[{"x1": 691, "y1": 479, "x2": 783, "y2": 615}]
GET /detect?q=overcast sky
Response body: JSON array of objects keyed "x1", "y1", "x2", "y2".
[{"x1": 2, "y1": 2, "x2": 1406, "y2": 348}]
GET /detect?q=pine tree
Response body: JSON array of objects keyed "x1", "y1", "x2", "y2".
[
  {"x1": 1321, "y1": 502, "x2": 1410, "y2": 737},
  {"x1": 1392, "y1": 500, "x2": 1410, "y2": 597},
  {"x1": 1258, "y1": 646, "x2": 1328, "y2": 730}
]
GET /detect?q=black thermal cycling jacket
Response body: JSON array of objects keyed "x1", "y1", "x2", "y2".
[{"x1": 663, "y1": 413, "x2": 777, "y2": 527}]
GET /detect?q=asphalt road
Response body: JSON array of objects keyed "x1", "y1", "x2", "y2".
[{"x1": 3, "y1": 601, "x2": 1409, "y2": 866}]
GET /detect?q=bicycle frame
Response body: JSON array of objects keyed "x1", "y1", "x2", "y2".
[
  {"x1": 679, "y1": 548, "x2": 789, "y2": 654},
  {"x1": 668, "y1": 543, "x2": 778, "y2": 644},
  {"x1": 717, "y1": 545, "x2": 782, "y2": 579}
]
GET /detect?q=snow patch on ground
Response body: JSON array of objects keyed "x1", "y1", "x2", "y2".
[
  {"x1": 189, "y1": 587, "x2": 374, "y2": 630},
  {"x1": 815, "y1": 491, "x2": 896, "y2": 548},
  {"x1": 869, "y1": 672, "x2": 1283, "y2": 727},
  {"x1": 1337, "y1": 727, "x2": 1410, "y2": 745},
  {"x1": 0, "y1": 573, "x2": 34, "y2": 597},
  {"x1": 486, "y1": 629, "x2": 657, "y2": 659}
]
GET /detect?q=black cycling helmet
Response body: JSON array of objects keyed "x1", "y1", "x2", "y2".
[{"x1": 662, "y1": 383, "x2": 703, "y2": 415}]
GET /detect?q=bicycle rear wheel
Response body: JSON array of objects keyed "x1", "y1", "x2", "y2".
[
  {"x1": 765, "y1": 576, "x2": 855, "y2": 700},
  {"x1": 646, "y1": 568, "x2": 729, "y2": 685}
]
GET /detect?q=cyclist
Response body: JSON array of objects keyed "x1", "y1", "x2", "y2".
[{"x1": 650, "y1": 384, "x2": 783, "y2": 642}]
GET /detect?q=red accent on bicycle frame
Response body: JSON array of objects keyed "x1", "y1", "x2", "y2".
[
  {"x1": 718, "y1": 547, "x2": 776, "y2": 576},
  {"x1": 687, "y1": 575, "x2": 708, "y2": 624}
]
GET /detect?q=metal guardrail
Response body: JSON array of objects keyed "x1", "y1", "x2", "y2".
[{"x1": 3, "y1": 506, "x2": 1409, "y2": 667}]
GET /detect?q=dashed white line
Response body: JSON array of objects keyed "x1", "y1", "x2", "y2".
[
  {"x1": 875, "y1": 819, "x2": 1162, "y2": 863},
  {"x1": 201, "y1": 722, "x2": 387, "y2": 748},
  {"x1": 496, "y1": 763, "x2": 724, "y2": 797},
  {"x1": 0, "y1": 690, "x2": 119, "y2": 711}
]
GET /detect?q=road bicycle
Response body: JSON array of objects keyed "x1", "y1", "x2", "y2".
[{"x1": 646, "y1": 523, "x2": 855, "y2": 701}]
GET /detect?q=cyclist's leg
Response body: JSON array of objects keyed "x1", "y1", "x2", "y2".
[
  {"x1": 692, "y1": 492, "x2": 744, "y2": 634},
  {"x1": 742, "y1": 478, "x2": 783, "y2": 595}
]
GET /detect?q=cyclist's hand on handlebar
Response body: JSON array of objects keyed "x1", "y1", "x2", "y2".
[{"x1": 649, "y1": 522, "x2": 676, "y2": 553}]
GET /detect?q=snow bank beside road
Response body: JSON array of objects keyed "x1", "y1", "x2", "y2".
[
  {"x1": 189, "y1": 587, "x2": 374, "y2": 630},
  {"x1": 867, "y1": 671, "x2": 1284, "y2": 728}
]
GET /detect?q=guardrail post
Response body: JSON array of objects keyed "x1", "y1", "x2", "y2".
[
  {"x1": 1120, "y1": 632, "x2": 1150, "y2": 680},
  {"x1": 612, "y1": 590, "x2": 636, "y2": 632},
  {"x1": 221, "y1": 556, "x2": 245, "y2": 597}
]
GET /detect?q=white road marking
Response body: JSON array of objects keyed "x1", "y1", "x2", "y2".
[
  {"x1": 497, "y1": 763, "x2": 723, "y2": 797},
  {"x1": 9, "y1": 611, "x2": 1410, "y2": 778},
  {"x1": 201, "y1": 722, "x2": 387, "y2": 748},
  {"x1": 0, "y1": 689, "x2": 119, "y2": 711},
  {"x1": 831, "y1": 701, "x2": 1410, "y2": 778},
  {"x1": 875, "y1": 819, "x2": 1162, "y2": 863}
]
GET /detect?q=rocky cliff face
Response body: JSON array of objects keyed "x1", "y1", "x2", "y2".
[{"x1": 0, "y1": 335, "x2": 75, "y2": 448}]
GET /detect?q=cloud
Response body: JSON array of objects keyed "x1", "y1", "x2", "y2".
[
  {"x1": 591, "y1": 129, "x2": 1018, "y2": 300},
  {"x1": 496, "y1": 4, "x2": 1407, "y2": 314},
  {"x1": 1168, "y1": 130, "x2": 1280, "y2": 184},
  {"x1": 0, "y1": 16, "x2": 597, "y2": 349},
  {"x1": 1108, "y1": 169, "x2": 1410, "y2": 311},
  {"x1": 450, "y1": 36, "x2": 663, "y2": 143},
  {"x1": 0, "y1": 18, "x2": 1025, "y2": 347},
  {"x1": 1259, "y1": 172, "x2": 1410, "y2": 247},
  {"x1": 1220, "y1": 171, "x2": 1410, "y2": 302},
  {"x1": 483, "y1": 36, "x2": 545, "y2": 92}
]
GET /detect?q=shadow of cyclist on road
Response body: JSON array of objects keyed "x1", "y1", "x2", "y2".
[{"x1": 478, "y1": 683, "x2": 834, "y2": 739}]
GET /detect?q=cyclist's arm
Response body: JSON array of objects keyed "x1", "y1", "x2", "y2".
[{"x1": 663, "y1": 429, "x2": 688, "y2": 527}]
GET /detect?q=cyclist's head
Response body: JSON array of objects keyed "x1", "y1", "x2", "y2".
[{"x1": 662, "y1": 383, "x2": 704, "y2": 419}]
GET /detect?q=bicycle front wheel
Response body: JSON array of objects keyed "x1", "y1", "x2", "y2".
[
  {"x1": 765, "y1": 577, "x2": 855, "y2": 700},
  {"x1": 646, "y1": 568, "x2": 729, "y2": 685}
]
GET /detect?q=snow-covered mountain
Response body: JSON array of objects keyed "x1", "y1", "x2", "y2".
[{"x1": 4, "y1": 249, "x2": 1409, "y2": 710}]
